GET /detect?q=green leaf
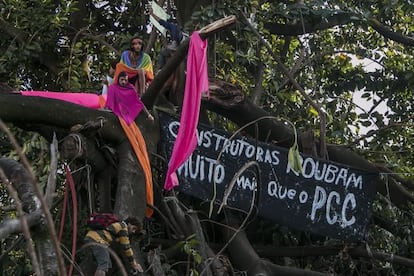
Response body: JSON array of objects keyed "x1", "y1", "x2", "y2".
[
  {"x1": 288, "y1": 144, "x2": 302, "y2": 175},
  {"x1": 193, "y1": 252, "x2": 202, "y2": 264},
  {"x1": 309, "y1": 107, "x2": 319, "y2": 116}
]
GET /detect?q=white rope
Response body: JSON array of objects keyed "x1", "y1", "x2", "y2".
[
  {"x1": 69, "y1": 163, "x2": 93, "y2": 214},
  {"x1": 68, "y1": 133, "x2": 83, "y2": 159}
]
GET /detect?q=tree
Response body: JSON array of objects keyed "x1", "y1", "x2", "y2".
[{"x1": 1, "y1": 0, "x2": 414, "y2": 275}]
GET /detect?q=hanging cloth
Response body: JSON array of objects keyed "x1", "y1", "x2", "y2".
[
  {"x1": 105, "y1": 82, "x2": 145, "y2": 125},
  {"x1": 105, "y1": 84, "x2": 154, "y2": 217},
  {"x1": 164, "y1": 31, "x2": 209, "y2": 191},
  {"x1": 21, "y1": 91, "x2": 107, "y2": 109},
  {"x1": 119, "y1": 118, "x2": 154, "y2": 217}
]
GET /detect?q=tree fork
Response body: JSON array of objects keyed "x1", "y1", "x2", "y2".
[{"x1": 142, "y1": 15, "x2": 237, "y2": 109}]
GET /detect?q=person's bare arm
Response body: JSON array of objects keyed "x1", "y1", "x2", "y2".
[{"x1": 143, "y1": 105, "x2": 154, "y2": 121}]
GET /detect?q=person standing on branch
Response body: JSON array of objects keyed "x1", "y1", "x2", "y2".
[
  {"x1": 114, "y1": 37, "x2": 154, "y2": 96},
  {"x1": 149, "y1": 7, "x2": 186, "y2": 70}
]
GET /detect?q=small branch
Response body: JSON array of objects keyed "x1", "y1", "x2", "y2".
[
  {"x1": 239, "y1": 11, "x2": 328, "y2": 158},
  {"x1": 0, "y1": 205, "x2": 16, "y2": 212},
  {"x1": 45, "y1": 133, "x2": 58, "y2": 207},
  {"x1": 0, "y1": 210, "x2": 43, "y2": 240},
  {"x1": 376, "y1": 165, "x2": 414, "y2": 192},
  {"x1": 200, "y1": 162, "x2": 260, "y2": 276},
  {"x1": 147, "y1": 247, "x2": 165, "y2": 276},
  {"x1": 349, "y1": 115, "x2": 414, "y2": 146},
  {"x1": 264, "y1": 11, "x2": 414, "y2": 47},
  {"x1": 80, "y1": 31, "x2": 121, "y2": 55},
  {"x1": 0, "y1": 119, "x2": 67, "y2": 275},
  {"x1": 264, "y1": 12, "x2": 354, "y2": 36},
  {"x1": 0, "y1": 236, "x2": 23, "y2": 261},
  {"x1": 0, "y1": 169, "x2": 41, "y2": 276}
]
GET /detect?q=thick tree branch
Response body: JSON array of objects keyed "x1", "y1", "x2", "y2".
[
  {"x1": 0, "y1": 17, "x2": 59, "y2": 72},
  {"x1": 223, "y1": 216, "x2": 327, "y2": 276},
  {"x1": 264, "y1": 12, "x2": 353, "y2": 36},
  {"x1": 0, "y1": 93, "x2": 124, "y2": 142},
  {"x1": 369, "y1": 18, "x2": 414, "y2": 46},
  {"x1": 264, "y1": 12, "x2": 414, "y2": 47}
]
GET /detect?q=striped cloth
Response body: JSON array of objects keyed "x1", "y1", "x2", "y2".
[
  {"x1": 115, "y1": 50, "x2": 154, "y2": 83},
  {"x1": 85, "y1": 221, "x2": 137, "y2": 266}
]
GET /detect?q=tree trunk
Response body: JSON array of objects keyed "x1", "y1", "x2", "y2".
[
  {"x1": 60, "y1": 131, "x2": 114, "y2": 212},
  {"x1": 114, "y1": 115, "x2": 159, "y2": 221}
]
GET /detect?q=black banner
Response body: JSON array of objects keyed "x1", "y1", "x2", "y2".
[{"x1": 159, "y1": 112, "x2": 378, "y2": 241}]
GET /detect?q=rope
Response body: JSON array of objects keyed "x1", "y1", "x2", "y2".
[
  {"x1": 86, "y1": 165, "x2": 93, "y2": 214},
  {"x1": 59, "y1": 164, "x2": 78, "y2": 276},
  {"x1": 66, "y1": 133, "x2": 84, "y2": 165},
  {"x1": 64, "y1": 164, "x2": 78, "y2": 276},
  {"x1": 67, "y1": 163, "x2": 93, "y2": 214},
  {"x1": 58, "y1": 174, "x2": 69, "y2": 242}
]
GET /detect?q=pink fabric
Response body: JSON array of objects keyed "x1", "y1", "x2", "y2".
[
  {"x1": 21, "y1": 91, "x2": 106, "y2": 109},
  {"x1": 164, "y1": 31, "x2": 209, "y2": 191},
  {"x1": 105, "y1": 83, "x2": 145, "y2": 125}
]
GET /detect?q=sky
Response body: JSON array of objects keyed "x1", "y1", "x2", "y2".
[{"x1": 350, "y1": 55, "x2": 390, "y2": 136}]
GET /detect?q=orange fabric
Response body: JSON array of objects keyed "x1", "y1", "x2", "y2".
[
  {"x1": 114, "y1": 63, "x2": 154, "y2": 85},
  {"x1": 98, "y1": 95, "x2": 106, "y2": 108},
  {"x1": 119, "y1": 118, "x2": 154, "y2": 217}
]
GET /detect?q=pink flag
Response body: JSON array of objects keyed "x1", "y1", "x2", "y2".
[{"x1": 164, "y1": 31, "x2": 209, "y2": 190}]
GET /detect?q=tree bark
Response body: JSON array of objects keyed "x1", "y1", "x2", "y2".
[
  {"x1": 0, "y1": 158, "x2": 39, "y2": 213},
  {"x1": 60, "y1": 132, "x2": 114, "y2": 212},
  {"x1": 0, "y1": 158, "x2": 58, "y2": 274},
  {"x1": 0, "y1": 94, "x2": 123, "y2": 142},
  {"x1": 161, "y1": 195, "x2": 228, "y2": 275},
  {"x1": 148, "y1": 247, "x2": 166, "y2": 276},
  {"x1": 223, "y1": 215, "x2": 328, "y2": 275}
]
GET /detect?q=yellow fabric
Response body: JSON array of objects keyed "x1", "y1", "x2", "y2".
[
  {"x1": 85, "y1": 222, "x2": 136, "y2": 264},
  {"x1": 119, "y1": 118, "x2": 154, "y2": 217},
  {"x1": 86, "y1": 230, "x2": 111, "y2": 246}
]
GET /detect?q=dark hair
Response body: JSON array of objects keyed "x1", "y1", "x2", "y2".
[
  {"x1": 130, "y1": 36, "x2": 145, "y2": 53},
  {"x1": 110, "y1": 59, "x2": 118, "y2": 70},
  {"x1": 124, "y1": 216, "x2": 142, "y2": 228},
  {"x1": 117, "y1": 71, "x2": 128, "y2": 84}
]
